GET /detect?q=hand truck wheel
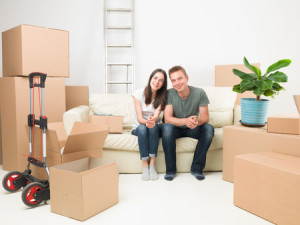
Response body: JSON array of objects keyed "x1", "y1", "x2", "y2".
[
  {"x1": 2, "y1": 171, "x2": 27, "y2": 193},
  {"x1": 21, "y1": 182, "x2": 45, "y2": 207}
]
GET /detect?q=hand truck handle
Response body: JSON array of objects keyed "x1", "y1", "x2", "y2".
[{"x1": 29, "y1": 72, "x2": 47, "y2": 88}]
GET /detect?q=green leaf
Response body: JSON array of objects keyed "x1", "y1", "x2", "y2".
[
  {"x1": 240, "y1": 80, "x2": 255, "y2": 90},
  {"x1": 267, "y1": 71, "x2": 288, "y2": 82},
  {"x1": 243, "y1": 57, "x2": 254, "y2": 72},
  {"x1": 263, "y1": 89, "x2": 275, "y2": 97},
  {"x1": 232, "y1": 84, "x2": 246, "y2": 93},
  {"x1": 272, "y1": 83, "x2": 284, "y2": 91},
  {"x1": 253, "y1": 79, "x2": 273, "y2": 90},
  {"x1": 266, "y1": 59, "x2": 291, "y2": 74},
  {"x1": 253, "y1": 87, "x2": 264, "y2": 96},
  {"x1": 232, "y1": 69, "x2": 257, "y2": 80},
  {"x1": 251, "y1": 65, "x2": 261, "y2": 78}
]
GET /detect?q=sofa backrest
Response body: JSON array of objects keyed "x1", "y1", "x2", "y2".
[{"x1": 89, "y1": 87, "x2": 237, "y2": 129}]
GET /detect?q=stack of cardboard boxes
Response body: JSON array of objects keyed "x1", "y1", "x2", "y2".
[
  {"x1": 223, "y1": 96, "x2": 300, "y2": 225},
  {"x1": 0, "y1": 24, "x2": 119, "y2": 221}
]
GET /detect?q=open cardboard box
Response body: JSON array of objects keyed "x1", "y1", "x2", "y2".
[
  {"x1": 50, "y1": 157, "x2": 119, "y2": 221},
  {"x1": 27, "y1": 121, "x2": 109, "y2": 179},
  {"x1": 267, "y1": 95, "x2": 300, "y2": 135}
]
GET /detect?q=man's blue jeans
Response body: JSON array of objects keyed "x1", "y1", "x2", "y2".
[
  {"x1": 131, "y1": 124, "x2": 162, "y2": 160},
  {"x1": 161, "y1": 123, "x2": 214, "y2": 174}
]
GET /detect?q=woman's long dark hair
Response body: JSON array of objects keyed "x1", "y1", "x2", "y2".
[{"x1": 144, "y1": 68, "x2": 168, "y2": 110}]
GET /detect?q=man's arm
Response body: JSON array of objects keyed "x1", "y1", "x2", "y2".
[
  {"x1": 164, "y1": 104, "x2": 189, "y2": 126},
  {"x1": 197, "y1": 105, "x2": 209, "y2": 126}
]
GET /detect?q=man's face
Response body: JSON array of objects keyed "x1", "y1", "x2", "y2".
[{"x1": 169, "y1": 70, "x2": 189, "y2": 92}]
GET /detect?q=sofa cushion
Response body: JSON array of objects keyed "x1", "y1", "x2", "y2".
[
  {"x1": 202, "y1": 87, "x2": 237, "y2": 128},
  {"x1": 103, "y1": 127, "x2": 223, "y2": 152},
  {"x1": 89, "y1": 93, "x2": 134, "y2": 129}
]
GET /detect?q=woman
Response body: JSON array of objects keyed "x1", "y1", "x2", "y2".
[{"x1": 132, "y1": 68, "x2": 167, "y2": 181}]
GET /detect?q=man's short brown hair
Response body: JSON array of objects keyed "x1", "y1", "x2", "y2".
[{"x1": 168, "y1": 65, "x2": 188, "y2": 77}]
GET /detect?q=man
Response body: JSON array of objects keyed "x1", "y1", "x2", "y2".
[{"x1": 162, "y1": 66, "x2": 214, "y2": 181}]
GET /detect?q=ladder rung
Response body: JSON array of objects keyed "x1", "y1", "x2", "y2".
[
  {"x1": 107, "y1": 26, "x2": 132, "y2": 30},
  {"x1": 107, "y1": 8, "x2": 132, "y2": 12},
  {"x1": 107, "y1": 44, "x2": 132, "y2": 48},
  {"x1": 107, "y1": 63, "x2": 132, "y2": 66},
  {"x1": 107, "y1": 81, "x2": 133, "y2": 84}
]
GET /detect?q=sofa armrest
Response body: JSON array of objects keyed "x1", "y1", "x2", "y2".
[
  {"x1": 233, "y1": 104, "x2": 241, "y2": 125},
  {"x1": 63, "y1": 105, "x2": 90, "y2": 135}
]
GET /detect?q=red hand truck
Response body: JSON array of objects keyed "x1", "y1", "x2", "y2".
[{"x1": 2, "y1": 72, "x2": 50, "y2": 207}]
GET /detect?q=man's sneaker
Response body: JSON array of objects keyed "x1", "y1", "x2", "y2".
[
  {"x1": 191, "y1": 171, "x2": 205, "y2": 180},
  {"x1": 164, "y1": 173, "x2": 175, "y2": 181}
]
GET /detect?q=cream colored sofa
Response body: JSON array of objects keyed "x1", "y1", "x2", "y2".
[{"x1": 63, "y1": 87, "x2": 240, "y2": 173}]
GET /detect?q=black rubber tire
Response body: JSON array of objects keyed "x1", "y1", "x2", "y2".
[
  {"x1": 2, "y1": 171, "x2": 25, "y2": 193},
  {"x1": 21, "y1": 182, "x2": 44, "y2": 207}
]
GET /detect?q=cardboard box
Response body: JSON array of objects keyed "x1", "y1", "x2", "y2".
[
  {"x1": 294, "y1": 95, "x2": 300, "y2": 113},
  {"x1": 89, "y1": 115, "x2": 123, "y2": 133},
  {"x1": 234, "y1": 152, "x2": 300, "y2": 225},
  {"x1": 50, "y1": 157, "x2": 118, "y2": 221},
  {"x1": 215, "y1": 63, "x2": 260, "y2": 104},
  {"x1": 65, "y1": 86, "x2": 89, "y2": 111},
  {"x1": 2, "y1": 24, "x2": 69, "y2": 77},
  {"x1": 0, "y1": 77, "x2": 66, "y2": 172},
  {"x1": 29, "y1": 122, "x2": 109, "y2": 179},
  {"x1": 267, "y1": 114, "x2": 299, "y2": 135},
  {"x1": 223, "y1": 125, "x2": 300, "y2": 183}
]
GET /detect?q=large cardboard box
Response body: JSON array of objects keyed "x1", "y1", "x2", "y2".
[
  {"x1": 29, "y1": 122, "x2": 109, "y2": 179},
  {"x1": 234, "y1": 152, "x2": 300, "y2": 225},
  {"x1": 0, "y1": 77, "x2": 66, "y2": 172},
  {"x1": 223, "y1": 125, "x2": 300, "y2": 182},
  {"x1": 89, "y1": 115, "x2": 123, "y2": 133},
  {"x1": 2, "y1": 24, "x2": 69, "y2": 77},
  {"x1": 267, "y1": 114, "x2": 299, "y2": 135},
  {"x1": 215, "y1": 63, "x2": 260, "y2": 104},
  {"x1": 65, "y1": 86, "x2": 89, "y2": 111},
  {"x1": 50, "y1": 157, "x2": 118, "y2": 221}
]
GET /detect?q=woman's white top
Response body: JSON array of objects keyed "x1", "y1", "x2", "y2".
[{"x1": 132, "y1": 88, "x2": 162, "y2": 129}]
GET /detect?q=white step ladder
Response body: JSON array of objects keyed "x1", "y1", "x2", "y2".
[{"x1": 104, "y1": 0, "x2": 135, "y2": 94}]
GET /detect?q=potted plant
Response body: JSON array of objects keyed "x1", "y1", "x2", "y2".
[{"x1": 232, "y1": 57, "x2": 291, "y2": 126}]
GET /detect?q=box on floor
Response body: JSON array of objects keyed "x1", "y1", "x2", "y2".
[
  {"x1": 234, "y1": 152, "x2": 300, "y2": 225},
  {"x1": 2, "y1": 24, "x2": 69, "y2": 77},
  {"x1": 89, "y1": 115, "x2": 123, "y2": 134},
  {"x1": 50, "y1": 157, "x2": 118, "y2": 221},
  {"x1": 0, "y1": 77, "x2": 66, "y2": 172},
  {"x1": 29, "y1": 122, "x2": 109, "y2": 179},
  {"x1": 222, "y1": 125, "x2": 300, "y2": 183}
]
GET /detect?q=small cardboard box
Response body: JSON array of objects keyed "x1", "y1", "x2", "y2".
[
  {"x1": 29, "y1": 122, "x2": 109, "y2": 179},
  {"x1": 50, "y1": 157, "x2": 119, "y2": 221},
  {"x1": 0, "y1": 77, "x2": 66, "y2": 171},
  {"x1": 234, "y1": 152, "x2": 300, "y2": 225},
  {"x1": 65, "y1": 86, "x2": 89, "y2": 111},
  {"x1": 223, "y1": 125, "x2": 300, "y2": 183},
  {"x1": 267, "y1": 114, "x2": 299, "y2": 135},
  {"x1": 2, "y1": 24, "x2": 69, "y2": 77},
  {"x1": 89, "y1": 115, "x2": 123, "y2": 134},
  {"x1": 215, "y1": 63, "x2": 260, "y2": 104}
]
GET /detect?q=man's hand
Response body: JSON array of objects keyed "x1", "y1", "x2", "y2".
[
  {"x1": 146, "y1": 115, "x2": 155, "y2": 128},
  {"x1": 186, "y1": 116, "x2": 198, "y2": 129}
]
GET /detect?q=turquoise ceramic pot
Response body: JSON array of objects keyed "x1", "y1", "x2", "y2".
[{"x1": 240, "y1": 98, "x2": 269, "y2": 125}]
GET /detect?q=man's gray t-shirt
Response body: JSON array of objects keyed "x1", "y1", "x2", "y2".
[{"x1": 167, "y1": 86, "x2": 209, "y2": 128}]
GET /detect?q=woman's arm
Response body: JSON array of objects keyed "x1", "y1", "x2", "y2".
[{"x1": 132, "y1": 96, "x2": 147, "y2": 125}]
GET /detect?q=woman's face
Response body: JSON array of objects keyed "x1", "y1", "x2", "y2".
[{"x1": 150, "y1": 72, "x2": 165, "y2": 92}]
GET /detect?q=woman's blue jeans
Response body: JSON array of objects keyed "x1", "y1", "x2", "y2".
[
  {"x1": 131, "y1": 124, "x2": 162, "y2": 160},
  {"x1": 161, "y1": 123, "x2": 214, "y2": 174}
]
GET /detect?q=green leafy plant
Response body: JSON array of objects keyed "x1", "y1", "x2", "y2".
[{"x1": 232, "y1": 57, "x2": 292, "y2": 101}]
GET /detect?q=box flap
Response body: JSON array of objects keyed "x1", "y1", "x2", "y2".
[
  {"x1": 294, "y1": 95, "x2": 300, "y2": 114},
  {"x1": 48, "y1": 122, "x2": 67, "y2": 141},
  {"x1": 64, "y1": 122, "x2": 109, "y2": 154}
]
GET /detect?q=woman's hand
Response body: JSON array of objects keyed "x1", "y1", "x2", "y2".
[{"x1": 146, "y1": 115, "x2": 155, "y2": 128}]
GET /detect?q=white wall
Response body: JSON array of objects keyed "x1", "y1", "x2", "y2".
[{"x1": 1, "y1": 0, "x2": 300, "y2": 115}]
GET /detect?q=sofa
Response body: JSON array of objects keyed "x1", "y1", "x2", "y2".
[{"x1": 63, "y1": 87, "x2": 240, "y2": 173}]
